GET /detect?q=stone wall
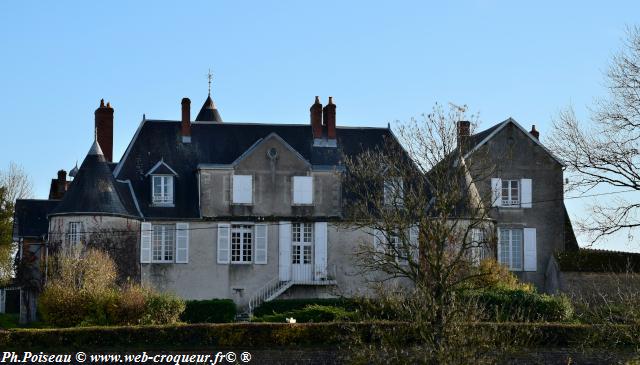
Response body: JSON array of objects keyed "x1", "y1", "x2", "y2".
[{"x1": 557, "y1": 271, "x2": 640, "y2": 299}]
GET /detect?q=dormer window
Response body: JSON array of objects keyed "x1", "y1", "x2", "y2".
[
  {"x1": 152, "y1": 175, "x2": 174, "y2": 205},
  {"x1": 383, "y1": 177, "x2": 404, "y2": 206},
  {"x1": 146, "y1": 159, "x2": 178, "y2": 207}
]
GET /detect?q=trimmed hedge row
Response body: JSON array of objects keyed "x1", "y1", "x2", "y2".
[
  {"x1": 181, "y1": 299, "x2": 236, "y2": 324},
  {"x1": 253, "y1": 298, "x2": 357, "y2": 317},
  {"x1": 0, "y1": 322, "x2": 638, "y2": 351},
  {"x1": 556, "y1": 249, "x2": 640, "y2": 273},
  {"x1": 252, "y1": 305, "x2": 357, "y2": 323},
  {"x1": 463, "y1": 288, "x2": 574, "y2": 322}
]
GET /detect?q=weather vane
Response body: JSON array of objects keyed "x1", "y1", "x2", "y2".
[{"x1": 207, "y1": 69, "x2": 213, "y2": 96}]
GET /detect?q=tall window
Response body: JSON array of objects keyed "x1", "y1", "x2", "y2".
[
  {"x1": 152, "y1": 176, "x2": 174, "y2": 205},
  {"x1": 152, "y1": 225, "x2": 175, "y2": 262},
  {"x1": 292, "y1": 223, "x2": 313, "y2": 264},
  {"x1": 231, "y1": 224, "x2": 253, "y2": 263},
  {"x1": 66, "y1": 222, "x2": 83, "y2": 246},
  {"x1": 383, "y1": 178, "x2": 404, "y2": 206},
  {"x1": 470, "y1": 228, "x2": 488, "y2": 266},
  {"x1": 499, "y1": 228, "x2": 522, "y2": 270},
  {"x1": 501, "y1": 180, "x2": 519, "y2": 206}
]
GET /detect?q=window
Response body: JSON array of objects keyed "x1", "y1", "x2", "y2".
[
  {"x1": 292, "y1": 223, "x2": 313, "y2": 265},
  {"x1": 152, "y1": 176, "x2": 174, "y2": 205},
  {"x1": 501, "y1": 180, "x2": 519, "y2": 206},
  {"x1": 152, "y1": 225, "x2": 175, "y2": 262},
  {"x1": 470, "y1": 228, "x2": 488, "y2": 265},
  {"x1": 383, "y1": 178, "x2": 404, "y2": 206},
  {"x1": 231, "y1": 224, "x2": 253, "y2": 263},
  {"x1": 232, "y1": 175, "x2": 253, "y2": 204},
  {"x1": 499, "y1": 228, "x2": 523, "y2": 270},
  {"x1": 66, "y1": 222, "x2": 83, "y2": 246},
  {"x1": 374, "y1": 229, "x2": 408, "y2": 264},
  {"x1": 292, "y1": 176, "x2": 313, "y2": 205}
]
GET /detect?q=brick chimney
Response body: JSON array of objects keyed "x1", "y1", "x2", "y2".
[
  {"x1": 95, "y1": 99, "x2": 114, "y2": 162},
  {"x1": 181, "y1": 98, "x2": 191, "y2": 143},
  {"x1": 310, "y1": 96, "x2": 323, "y2": 139},
  {"x1": 530, "y1": 125, "x2": 540, "y2": 140},
  {"x1": 323, "y1": 97, "x2": 336, "y2": 140},
  {"x1": 48, "y1": 170, "x2": 68, "y2": 200},
  {"x1": 457, "y1": 120, "x2": 470, "y2": 145}
]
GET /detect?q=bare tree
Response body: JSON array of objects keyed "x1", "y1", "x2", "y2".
[
  {"x1": 0, "y1": 162, "x2": 34, "y2": 284},
  {"x1": 0, "y1": 162, "x2": 34, "y2": 203},
  {"x1": 341, "y1": 103, "x2": 503, "y2": 362},
  {"x1": 549, "y1": 26, "x2": 640, "y2": 242}
]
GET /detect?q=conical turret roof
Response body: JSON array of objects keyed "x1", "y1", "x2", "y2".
[
  {"x1": 195, "y1": 95, "x2": 223, "y2": 122},
  {"x1": 50, "y1": 141, "x2": 132, "y2": 217}
]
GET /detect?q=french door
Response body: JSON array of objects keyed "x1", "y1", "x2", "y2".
[{"x1": 291, "y1": 223, "x2": 313, "y2": 281}]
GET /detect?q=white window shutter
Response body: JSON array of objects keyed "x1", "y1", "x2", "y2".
[
  {"x1": 175, "y1": 223, "x2": 189, "y2": 263},
  {"x1": 521, "y1": 178, "x2": 532, "y2": 208},
  {"x1": 496, "y1": 228, "x2": 502, "y2": 264},
  {"x1": 232, "y1": 175, "x2": 253, "y2": 204},
  {"x1": 292, "y1": 176, "x2": 313, "y2": 204},
  {"x1": 491, "y1": 178, "x2": 502, "y2": 207},
  {"x1": 279, "y1": 222, "x2": 292, "y2": 281},
  {"x1": 523, "y1": 228, "x2": 537, "y2": 271},
  {"x1": 255, "y1": 224, "x2": 268, "y2": 264},
  {"x1": 314, "y1": 222, "x2": 328, "y2": 280},
  {"x1": 409, "y1": 225, "x2": 419, "y2": 264},
  {"x1": 373, "y1": 229, "x2": 385, "y2": 253},
  {"x1": 217, "y1": 223, "x2": 231, "y2": 264},
  {"x1": 140, "y1": 222, "x2": 152, "y2": 263}
]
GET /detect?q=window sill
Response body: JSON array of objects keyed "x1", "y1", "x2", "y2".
[
  {"x1": 292, "y1": 203, "x2": 314, "y2": 206},
  {"x1": 231, "y1": 203, "x2": 253, "y2": 206},
  {"x1": 149, "y1": 261, "x2": 175, "y2": 264},
  {"x1": 151, "y1": 203, "x2": 175, "y2": 208},
  {"x1": 230, "y1": 261, "x2": 253, "y2": 265}
]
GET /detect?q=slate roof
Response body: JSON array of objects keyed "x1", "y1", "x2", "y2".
[
  {"x1": 114, "y1": 121, "x2": 394, "y2": 219},
  {"x1": 195, "y1": 95, "x2": 223, "y2": 122},
  {"x1": 50, "y1": 141, "x2": 139, "y2": 218},
  {"x1": 13, "y1": 199, "x2": 59, "y2": 238}
]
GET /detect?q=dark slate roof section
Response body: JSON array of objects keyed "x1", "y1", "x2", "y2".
[
  {"x1": 50, "y1": 142, "x2": 138, "y2": 218},
  {"x1": 114, "y1": 121, "x2": 393, "y2": 219},
  {"x1": 13, "y1": 199, "x2": 59, "y2": 238},
  {"x1": 195, "y1": 95, "x2": 223, "y2": 122}
]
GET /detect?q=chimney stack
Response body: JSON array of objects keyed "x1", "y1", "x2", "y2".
[
  {"x1": 95, "y1": 99, "x2": 114, "y2": 162},
  {"x1": 181, "y1": 98, "x2": 191, "y2": 143},
  {"x1": 49, "y1": 169, "x2": 68, "y2": 200},
  {"x1": 530, "y1": 125, "x2": 540, "y2": 140},
  {"x1": 457, "y1": 120, "x2": 470, "y2": 145},
  {"x1": 323, "y1": 96, "x2": 336, "y2": 140},
  {"x1": 310, "y1": 96, "x2": 323, "y2": 139}
]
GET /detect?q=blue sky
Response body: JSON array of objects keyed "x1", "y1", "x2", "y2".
[{"x1": 0, "y1": 1, "x2": 638, "y2": 251}]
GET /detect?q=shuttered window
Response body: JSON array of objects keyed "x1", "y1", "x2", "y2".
[
  {"x1": 232, "y1": 175, "x2": 253, "y2": 204},
  {"x1": 152, "y1": 225, "x2": 175, "y2": 263},
  {"x1": 498, "y1": 228, "x2": 523, "y2": 271},
  {"x1": 292, "y1": 176, "x2": 313, "y2": 205},
  {"x1": 231, "y1": 224, "x2": 253, "y2": 263}
]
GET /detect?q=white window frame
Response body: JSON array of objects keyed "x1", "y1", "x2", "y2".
[
  {"x1": 470, "y1": 228, "x2": 488, "y2": 266},
  {"x1": 152, "y1": 175, "x2": 174, "y2": 206},
  {"x1": 498, "y1": 228, "x2": 523, "y2": 271},
  {"x1": 292, "y1": 223, "x2": 313, "y2": 265},
  {"x1": 501, "y1": 180, "x2": 520, "y2": 207},
  {"x1": 292, "y1": 176, "x2": 313, "y2": 205},
  {"x1": 66, "y1": 221, "x2": 83, "y2": 246},
  {"x1": 232, "y1": 175, "x2": 253, "y2": 205},
  {"x1": 231, "y1": 224, "x2": 254, "y2": 264},
  {"x1": 152, "y1": 224, "x2": 175, "y2": 263},
  {"x1": 383, "y1": 177, "x2": 404, "y2": 206}
]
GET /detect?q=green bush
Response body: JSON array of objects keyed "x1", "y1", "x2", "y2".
[
  {"x1": 556, "y1": 249, "x2": 640, "y2": 273},
  {"x1": 463, "y1": 288, "x2": 574, "y2": 322},
  {"x1": 181, "y1": 299, "x2": 236, "y2": 323},
  {"x1": 253, "y1": 304, "x2": 357, "y2": 323},
  {"x1": 253, "y1": 298, "x2": 357, "y2": 317},
  {"x1": 142, "y1": 292, "x2": 185, "y2": 325},
  {"x1": 0, "y1": 313, "x2": 19, "y2": 329}
]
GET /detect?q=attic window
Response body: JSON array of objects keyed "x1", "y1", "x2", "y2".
[{"x1": 152, "y1": 175, "x2": 174, "y2": 206}]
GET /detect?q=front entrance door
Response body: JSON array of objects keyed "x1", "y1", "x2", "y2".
[{"x1": 291, "y1": 223, "x2": 313, "y2": 281}]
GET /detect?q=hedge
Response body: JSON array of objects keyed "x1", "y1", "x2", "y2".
[
  {"x1": 0, "y1": 322, "x2": 638, "y2": 351},
  {"x1": 181, "y1": 299, "x2": 236, "y2": 324},
  {"x1": 556, "y1": 249, "x2": 640, "y2": 273},
  {"x1": 252, "y1": 305, "x2": 357, "y2": 323},
  {"x1": 253, "y1": 298, "x2": 358, "y2": 317},
  {"x1": 463, "y1": 288, "x2": 574, "y2": 322}
]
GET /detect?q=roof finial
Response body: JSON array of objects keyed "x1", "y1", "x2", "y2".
[{"x1": 207, "y1": 68, "x2": 213, "y2": 96}]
